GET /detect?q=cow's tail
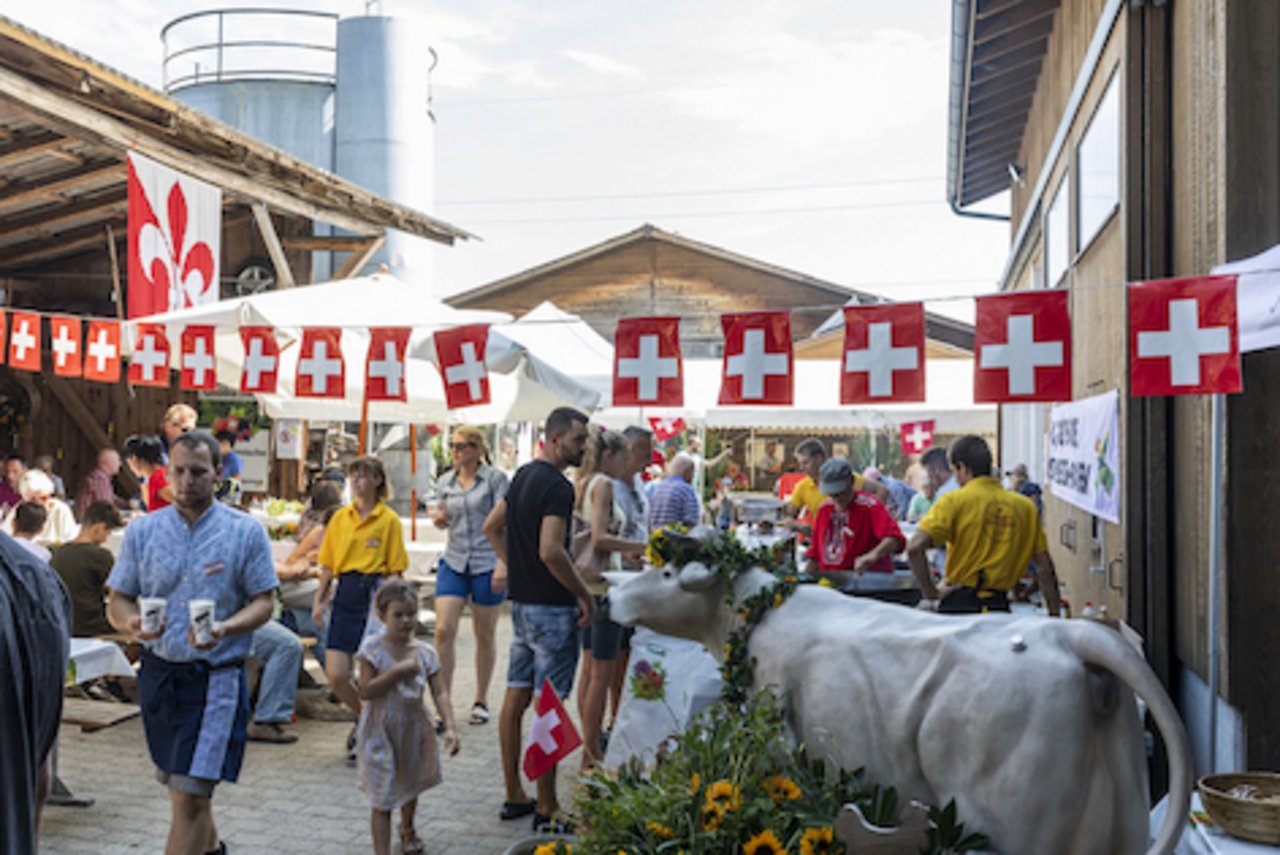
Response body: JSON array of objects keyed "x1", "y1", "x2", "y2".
[{"x1": 1065, "y1": 622, "x2": 1193, "y2": 855}]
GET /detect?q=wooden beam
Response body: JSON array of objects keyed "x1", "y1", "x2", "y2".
[
  {"x1": 44, "y1": 376, "x2": 140, "y2": 498},
  {"x1": 332, "y1": 235, "x2": 386, "y2": 280},
  {"x1": 0, "y1": 161, "x2": 122, "y2": 209},
  {"x1": 0, "y1": 217, "x2": 125, "y2": 269},
  {"x1": 251, "y1": 202, "x2": 297, "y2": 289},
  {"x1": 0, "y1": 189, "x2": 126, "y2": 237},
  {"x1": 974, "y1": 0, "x2": 1058, "y2": 44},
  {"x1": 0, "y1": 132, "x2": 70, "y2": 167},
  {"x1": 281, "y1": 234, "x2": 380, "y2": 251}
]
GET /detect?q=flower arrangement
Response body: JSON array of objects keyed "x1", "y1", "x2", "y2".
[
  {"x1": 630, "y1": 659, "x2": 666, "y2": 702},
  {"x1": 212, "y1": 413, "x2": 254, "y2": 443}
]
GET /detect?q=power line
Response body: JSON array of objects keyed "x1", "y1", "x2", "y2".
[{"x1": 455, "y1": 198, "x2": 956, "y2": 225}]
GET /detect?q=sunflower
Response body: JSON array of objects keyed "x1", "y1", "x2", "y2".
[
  {"x1": 646, "y1": 821, "x2": 676, "y2": 839},
  {"x1": 743, "y1": 829, "x2": 787, "y2": 855},
  {"x1": 533, "y1": 843, "x2": 572, "y2": 855},
  {"x1": 762, "y1": 774, "x2": 802, "y2": 803},
  {"x1": 704, "y1": 780, "x2": 742, "y2": 813},
  {"x1": 799, "y1": 827, "x2": 838, "y2": 855},
  {"x1": 701, "y1": 802, "x2": 726, "y2": 831}
]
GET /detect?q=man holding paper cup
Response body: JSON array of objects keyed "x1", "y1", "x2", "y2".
[{"x1": 106, "y1": 431, "x2": 277, "y2": 855}]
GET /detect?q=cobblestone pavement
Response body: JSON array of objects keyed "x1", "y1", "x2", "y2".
[{"x1": 41, "y1": 608, "x2": 584, "y2": 854}]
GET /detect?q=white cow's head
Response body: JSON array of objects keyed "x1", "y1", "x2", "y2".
[{"x1": 605, "y1": 559, "x2": 725, "y2": 644}]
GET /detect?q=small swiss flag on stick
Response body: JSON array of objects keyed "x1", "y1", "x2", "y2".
[{"x1": 522, "y1": 679, "x2": 582, "y2": 780}]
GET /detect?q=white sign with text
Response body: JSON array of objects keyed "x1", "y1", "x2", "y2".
[{"x1": 1047, "y1": 389, "x2": 1121, "y2": 524}]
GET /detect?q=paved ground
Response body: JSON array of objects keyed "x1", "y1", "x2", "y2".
[{"x1": 41, "y1": 608, "x2": 584, "y2": 854}]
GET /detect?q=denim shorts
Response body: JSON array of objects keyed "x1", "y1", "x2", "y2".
[
  {"x1": 507, "y1": 602, "x2": 580, "y2": 698},
  {"x1": 435, "y1": 558, "x2": 506, "y2": 607},
  {"x1": 580, "y1": 595, "x2": 624, "y2": 660}
]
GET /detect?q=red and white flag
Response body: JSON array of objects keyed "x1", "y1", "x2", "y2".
[
  {"x1": 366, "y1": 327, "x2": 411, "y2": 402},
  {"x1": 648, "y1": 415, "x2": 687, "y2": 442},
  {"x1": 128, "y1": 323, "x2": 171, "y2": 387},
  {"x1": 900, "y1": 419, "x2": 936, "y2": 456},
  {"x1": 614, "y1": 317, "x2": 683, "y2": 407},
  {"x1": 434, "y1": 324, "x2": 490, "y2": 409},
  {"x1": 718, "y1": 311, "x2": 793, "y2": 406},
  {"x1": 974, "y1": 291, "x2": 1072, "y2": 403},
  {"x1": 1129, "y1": 275, "x2": 1241, "y2": 397},
  {"x1": 296, "y1": 328, "x2": 345, "y2": 398},
  {"x1": 8, "y1": 312, "x2": 40, "y2": 372},
  {"x1": 522, "y1": 679, "x2": 582, "y2": 781},
  {"x1": 83, "y1": 320, "x2": 122, "y2": 383},
  {"x1": 127, "y1": 152, "x2": 221, "y2": 319},
  {"x1": 841, "y1": 303, "x2": 926, "y2": 403},
  {"x1": 240, "y1": 326, "x2": 279, "y2": 394},
  {"x1": 180, "y1": 325, "x2": 217, "y2": 391},
  {"x1": 49, "y1": 315, "x2": 82, "y2": 377}
]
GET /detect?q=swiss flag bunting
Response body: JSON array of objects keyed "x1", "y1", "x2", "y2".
[
  {"x1": 296, "y1": 328, "x2": 345, "y2": 398},
  {"x1": 900, "y1": 419, "x2": 936, "y2": 456},
  {"x1": 434, "y1": 324, "x2": 490, "y2": 409},
  {"x1": 1129, "y1": 275, "x2": 1242, "y2": 396},
  {"x1": 180, "y1": 325, "x2": 218, "y2": 391},
  {"x1": 841, "y1": 303, "x2": 925, "y2": 403},
  {"x1": 614, "y1": 317, "x2": 683, "y2": 406},
  {"x1": 522, "y1": 679, "x2": 582, "y2": 780},
  {"x1": 49, "y1": 315, "x2": 82, "y2": 377},
  {"x1": 648, "y1": 415, "x2": 687, "y2": 442},
  {"x1": 719, "y1": 311, "x2": 793, "y2": 405},
  {"x1": 240, "y1": 326, "x2": 279, "y2": 394},
  {"x1": 8, "y1": 311, "x2": 41, "y2": 372},
  {"x1": 974, "y1": 291, "x2": 1072, "y2": 403},
  {"x1": 83, "y1": 320, "x2": 121, "y2": 383},
  {"x1": 366, "y1": 327, "x2": 411, "y2": 402},
  {"x1": 128, "y1": 323, "x2": 171, "y2": 387}
]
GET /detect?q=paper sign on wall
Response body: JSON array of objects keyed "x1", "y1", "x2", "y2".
[
  {"x1": 275, "y1": 419, "x2": 304, "y2": 461},
  {"x1": 1046, "y1": 389, "x2": 1121, "y2": 524}
]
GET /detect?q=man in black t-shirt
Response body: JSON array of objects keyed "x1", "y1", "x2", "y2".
[
  {"x1": 484, "y1": 407, "x2": 592, "y2": 833},
  {"x1": 50, "y1": 501, "x2": 123, "y2": 636}
]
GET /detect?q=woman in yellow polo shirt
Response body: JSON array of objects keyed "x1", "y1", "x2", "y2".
[{"x1": 312, "y1": 456, "x2": 408, "y2": 745}]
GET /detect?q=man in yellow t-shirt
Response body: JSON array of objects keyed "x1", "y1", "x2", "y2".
[
  {"x1": 783, "y1": 438, "x2": 888, "y2": 533},
  {"x1": 906, "y1": 435, "x2": 1060, "y2": 615}
]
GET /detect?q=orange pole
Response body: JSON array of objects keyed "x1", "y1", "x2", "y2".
[
  {"x1": 358, "y1": 395, "x2": 369, "y2": 456},
  {"x1": 409, "y1": 423, "x2": 418, "y2": 542}
]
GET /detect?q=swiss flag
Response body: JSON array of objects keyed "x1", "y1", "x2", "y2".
[
  {"x1": 718, "y1": 311, "x2": 793, "y2": 405},
  {"x1": 366, "y1": 327, "x2": 410, "y2": 402},
  {"x1": 8, "y1": 311, "x2": 41, "y2": 372},
  {"x1": 179, "y1": 325, "x2": 217, "y2": 391},
  {"x1": 434, "y1": 324, "x2": 490, "y2": 409},
  {"x1": 49, "y1": 315, "x2": 82, "y2": 377},
  {"x1": 296, "y1": 328, "x2": 345, "y2": 398},
  {"x1": 83, "y1": 320, "x2": 122, "y2": 383},
  {"x1": 240, "y1": 326, "x2": 279, "y2": 394},
  {"x1": 128, "y1": 323, "x2": 171, "y2": 387},
  {"x1": 614, "y1": 317, "x2": 683, "y2": 406},
  {"x1": 648, "y1": 416, "x2": 687, "y2": 442},
  {"x1": 1129, "y1": 275, "x2": 1242, "y2": 397},
  {"x1": 841, "y1": 303, "x2": 926, "y2": 403},
  {"x1": 974, "y1": 291, "x2": 1072, "y2": 403},
  {"x1": 900, "y1": 419, "x2": 936, "y2": 456},
  {"x1": 521, "y1": 679, "x2": 582, "y2": 781}
]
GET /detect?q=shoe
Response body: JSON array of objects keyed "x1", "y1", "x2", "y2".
[
  {"x1": 346, "y1": 749, "x2": 357, "y2": 768},
  {"x1": 469, "y1": 701, "x2": 490, "y2": 726},
  {"x1": 499, "y1": 800, "x2": 536, "y2": 821},
  {"x1": 532, "y1": 813, "x2": 575, "y2": 835},
  {"x1": 204, "y1": 843, "x2": 227, "y2": 855},
  {"x1": 246, "y1": 722, "x2": 298, "y2": 744},
  {"x1": 346, "y1": 725, "x2": 357, "y2": 752}
]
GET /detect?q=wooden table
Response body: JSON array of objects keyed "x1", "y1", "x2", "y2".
[{"x1": 50, "y1": 638, "x2": 138, "y2": 808}]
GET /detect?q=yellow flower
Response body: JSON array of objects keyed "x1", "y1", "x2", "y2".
[
  {"x1": 690, "y1": 771, "x2": 701, "y2": 794},
  {"x1": 784, "y1": 575, "x2": 797, "y2": 584},
  {"x1": 534, "y1": 844, "x2": 572, "y2": 855},
  {"x1": 762, "y1": 774, "x2": 802, "y2": 803},
  {"x1": 743, "y1": 829, "x2": 787, "y2": 855},
  {"x1": 799, "y1": 826, "x2": 838, "y2": 855},
  {"x1": 817, "y1": 577, "x2": 833, "y2": 588},
  {"x1": 704, "y1": 779, "x2": 742, "y2": 813},
  {"x1": 772, "y1": 593, "x2": 784, "y2": 608},
  {"x1": 701, "y1": 802, "x2": 725, "y2": 831},
  {"x1": 647, "y1": 821, "x2": 676, "y2": 839}
]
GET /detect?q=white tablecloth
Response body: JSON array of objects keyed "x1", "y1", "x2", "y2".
[
  {"x1": 67, "y1": 638, "x2": 133, "y2": 685},
  {"x1": 1150, "y1": 792, "x2": 1280, "y2": 854}
]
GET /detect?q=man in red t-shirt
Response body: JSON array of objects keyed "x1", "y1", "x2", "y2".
[{"x1": 804, "y1": 458, "x2": 904, "y2": 575}]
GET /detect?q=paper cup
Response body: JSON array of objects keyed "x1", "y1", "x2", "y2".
[
  {"x1": 139, "y1": 597, "x2": 166, "y2": 634},
  {"x1": 189, "y1": 599, "x2": 216, "y2": 645}
]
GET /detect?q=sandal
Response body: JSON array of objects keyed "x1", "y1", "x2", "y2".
[
  {"x1": 500, "y1": 799, "x2": 536, "y2": 821},
  {"x1": 532, "y1": 813, "x2": 576, "y2": 835},
  {"x1": 399, "y1": 825, "x2": 424, "y2": 855},
  {"x1": 469, "y1": 701, "x2": 490, "y2": 726}
]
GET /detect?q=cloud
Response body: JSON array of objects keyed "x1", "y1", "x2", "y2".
[{"x1": 559, "y1": 49, "x2": 643, "y2": 80}]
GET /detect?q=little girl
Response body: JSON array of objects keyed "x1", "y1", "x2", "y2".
[{"x1": 356, "y1": 581, "x2": 459, "y2": 855}]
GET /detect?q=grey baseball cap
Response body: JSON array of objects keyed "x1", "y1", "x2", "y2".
[{"x1": 818, "y1": 458, "x2": 853, "y2": 495}]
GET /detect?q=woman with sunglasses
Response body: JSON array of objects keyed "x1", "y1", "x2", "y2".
[{"x1": 431, "y1": 426, "x2": 509, "y2": 727}]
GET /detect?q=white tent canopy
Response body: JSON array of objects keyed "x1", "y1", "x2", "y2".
[{"x1": 493, "y1": 301, "x2": 614, "y2": 400}]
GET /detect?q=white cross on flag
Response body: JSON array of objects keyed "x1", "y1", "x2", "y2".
[
  {"x1": 974, "y1": 291, "x2": 1072, "y2": 403},
  {"x1": 128, "y1": 323, "x2": 171, "y2": 387},
  {"x1": 296, "y1": 328, "x2": 345, "y2": 398},
  {"x1": 83, "y1": 320, "x2": 121, "y2": 383},
  {"x1": 521, "y1": 679, "x2": 582, "y2": 781},
  {"x1": 366, "y1": 327, "x2": 411, "y2": 402},
  {"x1": 434, "y1": 324, "x2": 491, "y2": 409},
  {"x1": 614, "y1": 317, "x2": 683, "y2": 407},
  {"x1": 127, "y1": 152, "x2": 221, "y2": 318},
  {"x1": 49, "y1": 315, "x2": 82, "y2": 378},
  {"x1": 1129, "y1": 275, "x2": 1242, "y2": 396},
  {"x1": 180, "y1": 325, "x2": 217, "y2": 391},
  {"x1": 719, "y1": 311, "x2": 793, "y2": 406},
  {"x1": 8, "y1": 311, "x2": 41, "y2": 373},
  {"x1": 841, "y1": 303, "x2": 926, "y2": 403},
  {"x1": 239, "y1": 326, "x2": 279, "y2": 394},
  {"x1": 648, "y1": 415, "x2": 687, "y2": 442},
  {"x1": 900, "y1": 419, "x2": 936, "y2": 456}
]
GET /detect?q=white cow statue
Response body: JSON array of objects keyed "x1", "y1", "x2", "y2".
[{"x1": 604, "y1": 540, "x2": 1192, "y2": 855}]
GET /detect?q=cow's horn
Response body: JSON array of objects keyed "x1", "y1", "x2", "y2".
[{"x1": 676, "y1": 560, "x2": 720, "y2": 591}]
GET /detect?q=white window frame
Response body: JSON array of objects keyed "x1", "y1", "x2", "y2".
[
  {"x1": 1077, "y1": 70, "x2": 1121, "y2": 255},
  {"x1": 1044, "y1": 171, "x2": 1070, "y2": 288}
]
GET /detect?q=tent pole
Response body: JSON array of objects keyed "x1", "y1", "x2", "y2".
[
  {"x1": 358, "y1": 396, "x2": 369, "y2": 456},
  {"x1": 409, "y1": 422, "x2": 418, "y2": 542}
]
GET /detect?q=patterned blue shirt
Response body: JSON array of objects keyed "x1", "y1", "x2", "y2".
[
  {"x1": 438, "y1": 464, "x2": 508, "y2": 573},
  {"x1": 107, "y1": 502, "x2": 277, "y2": 667},
  {"x1": 648, "y1": 475, "x2": 700, "y2": 531}
]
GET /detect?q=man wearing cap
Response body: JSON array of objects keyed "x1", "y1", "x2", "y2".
[
  {"x1": 906, "y1": 435, "x2": 1061, "y2": 615},
  {"x1": 802, "y1": 459, "x2": 904, "y2": 576},
  {"x1": 784, "y1": 439, "x2": 890, "y2": 535}
]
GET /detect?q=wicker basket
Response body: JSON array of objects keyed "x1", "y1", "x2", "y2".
[{"x1": 1198, "y1": 772, "x2": 1280, "y2": 844}]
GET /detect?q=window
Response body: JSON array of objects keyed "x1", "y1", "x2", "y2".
[
  {"x1": 1044, "y1": 174, "x2": 1069, "y2": 288},
  {"x1": 1078, "y1": 73, "x2": 1120, "y2": 251}
]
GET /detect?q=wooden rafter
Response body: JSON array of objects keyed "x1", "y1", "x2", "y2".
[
  {"x1": 0, "y1": 161, "x2": 121, "y2": 209},
  {"x1": 0, "y1": 215, "x2": 124, "y2": 269},
  {"x1": 332, "y1": 235, "x2": 386, "y2": 280},
  {"x1": 0, "y1": 188, "x2": 125, "y2": 237},
  {"x1": 251, "y1": 202, "x2": 296, "y2": 289},
  {"x1": 0, "y1": 131, "x2": 69, "y2": 167},
  {"x1": 281, "y1": 235, "x2": 380, "y2": 252}
]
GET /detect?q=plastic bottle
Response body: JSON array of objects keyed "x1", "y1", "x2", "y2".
[{"x1": 1081, "y1": 601, "x2": 1096, "y2": 619}]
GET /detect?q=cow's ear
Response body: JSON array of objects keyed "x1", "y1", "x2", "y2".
[{"x1": 676, "y1": 561, "x2": 719, "y2": 591}]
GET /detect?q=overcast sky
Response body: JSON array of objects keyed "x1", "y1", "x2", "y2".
[{"x1": 15, "y1": 1, "x2": 1010, "y2": 322}]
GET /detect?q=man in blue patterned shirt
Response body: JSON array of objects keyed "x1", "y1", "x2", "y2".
[
  {"x1": 647, "y1": 454, "x2": 701, "y2": 531},
  {"x1": 107, "y1": 431, "x2": 277, "y2": 855}
]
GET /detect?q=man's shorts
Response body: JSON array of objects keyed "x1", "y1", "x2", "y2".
[
  {"x1": 580, "y1": 595, "x2": 624, "y2": 661},
  {"x1": 436, "y1": 558, "x2": 506, "y2": 607},
  {"x1": 328, "y1": 572, "x2": 385, "y2": 654},
  {"x1": 507, "y1": 602, "x2": 580, "y2": 698},
  {"x1": 155, "y1": 770, "x2": 218, "y2": 798}
]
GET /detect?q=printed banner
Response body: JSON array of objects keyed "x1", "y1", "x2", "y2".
[{"x1": 1046, "y1": 389, "x2": 1121, "y2": 524}]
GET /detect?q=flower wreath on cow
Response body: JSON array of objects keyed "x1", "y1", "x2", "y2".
[{"x1": 572, "y1": 525, "x2": 988, "y2": 855}]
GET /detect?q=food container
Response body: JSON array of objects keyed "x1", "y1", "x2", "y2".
[{"x1": 1197, "y1": 772, "x2": 1280, "y2": 844}]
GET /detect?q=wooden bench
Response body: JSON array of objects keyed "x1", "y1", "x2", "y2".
[{"x1": 61, "y1": 697, "x2": 141, "y2": 733}]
